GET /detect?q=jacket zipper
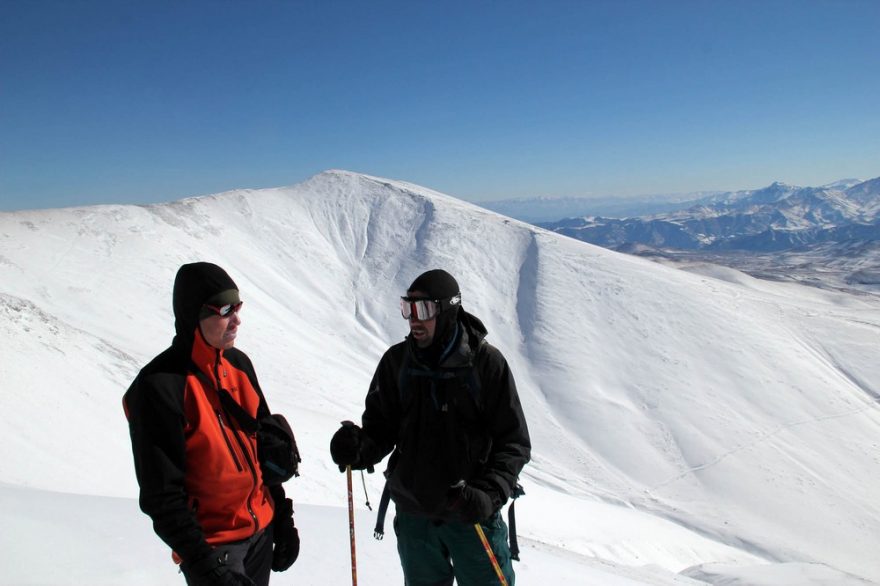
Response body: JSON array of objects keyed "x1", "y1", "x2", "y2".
[
  {"x1": 213, "y1": 352, "x2": 260, "y2": 532},
  {"x1": 216, "y1": 411, "x2": 244, "y2": 472},
  {"x1": 227, "y1": 412, "x2": 260, "y2": 530}
]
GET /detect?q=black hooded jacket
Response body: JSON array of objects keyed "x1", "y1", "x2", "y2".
[{"x1": 359, "y1": 309, "x2": 531, "y2": 519}]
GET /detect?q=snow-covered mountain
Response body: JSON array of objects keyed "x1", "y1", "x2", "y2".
[
  {"x1": 2, "y1": 170, "x2": 879, "y2": 584},
  {"x1": 540, "y1": 177, "x2": 880, "y2": 252}
]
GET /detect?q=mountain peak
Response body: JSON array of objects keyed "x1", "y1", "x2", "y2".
[
  {"x1": 822, "y1": 178, "x2": 863, "y2": 190},
  {"x1": 766, "y1": 180, "x2": 799, "y2": 192}
]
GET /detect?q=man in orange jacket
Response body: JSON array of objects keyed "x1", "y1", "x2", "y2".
[{"x1": 124, "y1": 262, "x2": 298, "y2": 585}]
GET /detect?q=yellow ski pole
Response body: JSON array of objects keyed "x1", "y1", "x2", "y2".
[{"x1": 474, "y1": 523, "x2": 508, "y2": 586}]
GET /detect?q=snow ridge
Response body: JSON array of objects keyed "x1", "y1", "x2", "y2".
[{"x1": 2, "y1": 170, "x2": 879, "y2": 584}]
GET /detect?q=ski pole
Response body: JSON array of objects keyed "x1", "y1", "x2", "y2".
[
  {"x1": 474, "y1": 523, "x2": 508, "y2": 586},
  {"x1": 347, "y1": 465, "x2": 358, "y2": 586}
]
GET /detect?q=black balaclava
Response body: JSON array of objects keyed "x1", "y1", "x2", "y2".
[
  {"x1": 407, "y1": 269, "x2": 461, "y2": 360},
  {"x1": 172, "y1": 262, "x2": 239, "y2": 349}
]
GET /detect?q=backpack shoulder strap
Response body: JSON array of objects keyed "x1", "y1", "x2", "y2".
[
  {"x1": 397, "y1": 347, "x2": 412, "y2": 403},
  {"x1": 189, "y1": 361, "x2": 260, "y2": 433},
  {"x1": 507, "y1": 482, "x2": 525, "y2": 560},
  {"x1": 217, "y1": 388, "x2": 259, "y2": 434},
  {"x1": 372, "y1": 482, "x2": 392, "y2": 540}
]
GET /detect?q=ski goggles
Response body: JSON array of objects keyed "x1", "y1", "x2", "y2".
[
  {"x1": 202, "y1": 301, "x2": 243, "y2": 318},
  {"x1": 399, "y1": 294, "x2": 461, "y2": 321}
]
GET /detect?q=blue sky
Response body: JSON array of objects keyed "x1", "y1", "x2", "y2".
[{"x1": 1, "y1": 0, "x2": 878, "y2": 211}]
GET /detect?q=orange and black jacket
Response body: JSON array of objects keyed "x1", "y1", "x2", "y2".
[{"x1": 124, "y1": 329, "x2": 281, "y2": 564}]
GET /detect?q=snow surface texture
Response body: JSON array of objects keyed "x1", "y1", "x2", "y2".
[{"x1": 1, "y1": 170, "x2": 878, "y2": 585}]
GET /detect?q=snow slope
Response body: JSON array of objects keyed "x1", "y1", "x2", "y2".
[{"x1": 1, "y1": 170, "x2": 878, "y2": 584}]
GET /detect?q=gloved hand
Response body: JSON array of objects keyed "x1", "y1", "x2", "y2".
[
  {"x1": 271, "y1": 498, "x2": 300, "y2": 572},
  {"x1": 181, "y1": 551, "x2": 255, "y2": 586},
  {"x1": 330, "y1": 420, "x2": 365, "y2": 471},
  {"x1": 448, "y1": 481, "x2": 497, "y2": 524}
]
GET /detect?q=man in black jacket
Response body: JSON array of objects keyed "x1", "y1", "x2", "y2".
[{"x1": 331, "y1": 269, "x2": 531, "y2": 585}]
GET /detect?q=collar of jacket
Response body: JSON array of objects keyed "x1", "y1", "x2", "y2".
[
  {"x1": 409, "y1": 310, "x2": 487, "y2": 369},
  {"x1": 189, "y1": 327, "x2": 225, "y2": 386}
]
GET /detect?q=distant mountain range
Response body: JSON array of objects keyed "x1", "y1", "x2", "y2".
[
  {"x1": 530, "y1": 177, "x2": 880, "y2": 296},
  {"x1": 537, "y1": 177, "x2": 879, "y2": 252}
]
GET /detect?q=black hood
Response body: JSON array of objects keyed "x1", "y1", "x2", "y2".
[
  {"x1": 411, "y1": 309, "x2": 488, "y2": 368},
  {"x1": 457, "y1": 310, "x2": 488, "y2": 346},
  {"x1": 172, "y1": 262, "x2": 238, "y2": 350}
]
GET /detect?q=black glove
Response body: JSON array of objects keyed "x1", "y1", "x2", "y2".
[
  {"x1": 271, "y1": 498, "x2": 300, "y2": 572},
  {"x1": 330, "y1": 420, "x2": 365, "y2": 471},
  {"x1": 181, "y1": 551, "x2": 255, "y2": 586},
  {"x1": 448, "y1": 482, "x2": 497, "y2": 524}
]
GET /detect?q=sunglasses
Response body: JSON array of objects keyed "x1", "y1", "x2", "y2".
[
  {"x1": 203, "y1": 301, "x2": 243, "y2": 318},
  {"x1": 399, "y1": 294, "x2": 461, "y2": 321}
]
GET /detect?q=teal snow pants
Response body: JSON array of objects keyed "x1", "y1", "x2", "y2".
[{"x1": 394, "y1": 510, "x2": 514, "y2": 586}]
